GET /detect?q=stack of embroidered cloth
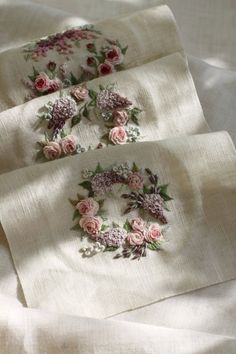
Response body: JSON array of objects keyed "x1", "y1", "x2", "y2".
[{"x1": 0, "y1": 4, "x2": 235, "y2": 354}]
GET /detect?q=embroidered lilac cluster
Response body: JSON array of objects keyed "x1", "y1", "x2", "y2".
[
  {"x1": 36, "y1": 85, "x2": 142, "y2": 161},
  {"x1": 22, "y1": 25, "x2": 128, "y2": 99},
  {"x1": 23, "y1": 27, "x2": 100, "y2": 60},
  {"x1": 70, "y1": 162, "x2": 172, "y2": 260}
]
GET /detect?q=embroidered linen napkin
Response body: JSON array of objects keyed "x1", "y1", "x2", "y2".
[
  {"x1": 0, "y1": 5, "x2": 183, "y2": 112},
  {"x1": 0, "y1": 131, "x2": 235, "y2": 318},
  {"x1": 0, "y1": 53, "x2": 208, "y2": 175}
]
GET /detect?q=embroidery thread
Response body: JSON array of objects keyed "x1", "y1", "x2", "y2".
[
  {"x1": 70, "y1": 162, "x2": 172, "y2": 260},
  {"x1": 22, "y1": 25, "x2": 128, "y2": 99},
  {"x1": 36, "y1": 84, "x2": 142, "y2": 161}
]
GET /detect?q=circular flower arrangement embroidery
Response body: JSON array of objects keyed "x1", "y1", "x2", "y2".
[
  {"x1": 69, "y1": 162, "x2": 173, "y2": 260},
  {"x1": 22, "y1": 25, "x2": 128, "y2": 100},
  {"x1": 36, "y1": 84, "x2": 142, "y2": 161}
]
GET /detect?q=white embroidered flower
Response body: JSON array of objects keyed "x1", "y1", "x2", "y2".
[{"x1": 82, "y1": 168, "x2": 93, "y2": 179}]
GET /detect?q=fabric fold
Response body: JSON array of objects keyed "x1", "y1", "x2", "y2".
[
  {"x1": 0, "y1": 53, "x2": 208, "y2": 175},
  {"x1": 0, "y1": 131, "x2": 235, "y2": 318},
  {"x1": 0, "y1": 295, "x2": 236, "y2": 354},
  {"x1": 0, "y1": 5, "x2": 183, "y2": 112}
]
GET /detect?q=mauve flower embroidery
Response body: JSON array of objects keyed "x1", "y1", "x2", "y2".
[
  {"x1": 22, "y1": 25, "x2": 128, "y2": 100},
  {"x1": 23, "y1": 27, "x2": 99, "y2": 60},
  {"x1": 36, "y1": 84, "x2": 142, "y2": 162},
  {"x1": 91, "y1": 171, "x2": 126, "y2": 195},
  {"x1": 48, "y1": 97, "x2": 77, "y2": 137},
  {"x1": 142, "y1": 194, "x2": 167, "y2": 224},
  {"x1": 96, "y1": 90, "x2": 132, "y2": 110},
  {"x1": 70, "y1": 162, "x2": 173, "y2": 260},
  {"x1": 99, "y1": 228, "x2": 127, "y2": 247}
]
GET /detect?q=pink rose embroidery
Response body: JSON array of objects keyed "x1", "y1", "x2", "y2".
[
  {"x1": 48, "y1": 79, "x2": 63, "y2": 93},
  {"x1": 109, "y1": 126, "x2": 127, "y2": 145},
  {"x1": 130, "y1": 217, "x2": 146, "y2": 233},
  {"x1": 145, "y1": 224, "x2": 162, "y2": 242},
  {"x1": 127, "y1": 232, "x2": 145, "y2": 246},
  {"x1": 127, "y1": 173, "x2": 144, "y2": 190},
  {"x1": 87, "y1": 56, "x2": 97, "y2": 66},
  {"x1": 105, "y1": 46, "x2": 123, "y2": 65},
  {"x1": 86, "y1": 42, "x2": 96, "y2": 52},
  {"x1": 60, "y1": 135, "x2": 77, "y2": 155},
  {"x1": 113, "y1": 110, "x2": 128, "y2": 126},
  {"x1": 76, "y1": 198, "x2": 99, "y2": 216},
  {"x1": 97, "y1": 62, "x2": 115, "y2": 76},
  {"x1": 79, "y1": 216, "x2": 102, "y2": 237},
  {"x1": 43, "y1": 141, "x2": 61, "y2": 160},
  {"x1": 47, "y1": 61, "x2": 57, "y2": 71},
  {"x1": 34, "y1": 72, "x2": 50, "y2": 92},
  {"x1": 71, "y1": 86, "x2": 89, "y2": 101}
]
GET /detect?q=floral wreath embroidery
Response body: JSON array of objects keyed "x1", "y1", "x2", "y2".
[
  {"x1": 36, "y1": 84, "x2": 142, "y2": 161},
  {"x1": 22, "y1": 25, "x2": 128, "y2": 100},
  {"x1": 69, "y1": 162, "x2": 173, "y2": 260}
]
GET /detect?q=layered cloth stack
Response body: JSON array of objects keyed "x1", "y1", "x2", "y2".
[{"x1": 0, "y1": 3, "x2": 235, "y2": 354}]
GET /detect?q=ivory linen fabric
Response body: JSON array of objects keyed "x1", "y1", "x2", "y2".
[
  {"x1": 0, "y1": 52, "x2": 208, "y2": 175},
  {"x1": 0, "y1": 131, "x2": 235, "y2": 318},
  {"x1": 0, "y1": 295, "x2": 235, "y2": 354},
  {"x1": 0, "y1": 5, "x2": 183, "y2": 112}
]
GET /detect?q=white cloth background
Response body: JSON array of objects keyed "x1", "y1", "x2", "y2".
[{"x1": 0, "y1": 1, "x2": 236, "y2": 352}]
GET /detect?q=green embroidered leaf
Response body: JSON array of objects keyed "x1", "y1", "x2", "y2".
[
  {"x1": 106, "y1": 83, "x2": 116, "y2": 91},
  {"x1": 70, "y1": 223, "x2": 83, "y2": 232},
  {"x1": 99, "y1": 84, "x2": 105, "y2": 91},
  {"x1": 160, "y1": 191, "x2": 173, "y2": 202},
  {"x1": 82, "y1": 106, "x2": 89, "y2": 119},
  {"x1": 112, "y1": 222, "x2": 120, "y2": 228},
  {"x1": 143, "y1": 185, "x2": 150, "y2": 194},
  {"x1": 68, "y1": 198, "x2": 78, "y2": 207},
  {"x1": 60, "y1": 129, "x2": 67, "y2": 138},
  {"x1": 130, "y1": 115, "x2": 139, "y2": 125},
  {"x1": 147, "y1": 242, "x2": 161, "y2": 251},
  {"x1": 77, "y1": 193, "x2": 86, "y2": 200},
  {"x1": 70, "y1": 72, "x2": 79, "y2": 85},
  {"x1": 123, "y1": 219, "x2": 132, "y2": 232},
  {"x1": 88, "y1": 98, "x2": 96, "y2": 107},
  {"x1": 36, "y1": 141, "x2": 46, "y2": 148},
  {"x1": 113, "y1": 253, "x2": 122, "y2": 259},
  {"x1": 28, "y1": 66, "x2": 40, "y2": 82},
  {"x1": 132, "y1": 162, "x2": 139, "y2": 172},
  {"x1": 104, "y1": 246, "x2": 119, "y2": 252},
  {"x1": 101, "y1": 133, "x2": 109, "y2": 142},
  {"x1": 95, "y1": 54, "x2": 105, "y2": 63},
  {"x1": 35, "y1": 150, "x2": 45, "y2": 162},
  {"x1": 24, "y1": 53, "x2": 31, "y2": 61},
  {"x1": 132, "y1": 107, "x2": 142, "y2": 114},
  {"x1": 158, "y1": 184, "x2": 173, "y2": 202},
  {"x1": 71, "y1": 114, "x2": 81, "y2": 127},
  {"x1": 129, "y1": 107, "x2": 142, "y2": 125},
  {"x1": 88, "y1": 89, "x2": 97, "y2": 99},
  {"x1": 163, "y1": 202, "x2": 171, "y2": 212},
  {"x1": 97, "y1": 209, "x2": 106, "y2": 217},
  {"x1": 101, "y1": 224, "x2": 109, "y2": 232},
  {"x1": 72, "y1": 209, "x2": 80, "y2": 221},
  {"x1": 98, "y1": 199, "x2": 105, "y2": 208},
  {"x1": 159, "y1": 184, "x2": 169, "y2": 194},
  {"x1": 79, "y1": 180, "x2": 93, "y2": 192},
  {"x1": 28, "y1": 74, "x2": 36, "y2": 82},
  {"x1": 121, "y1": 45, "x2": 128, "y2": 55},
  {"x1": 33, "y1": 66, "x2": 39, "y2": 77},
  {"x1": 95, "y1": 162, "x2": 104, "y2": 174}
]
